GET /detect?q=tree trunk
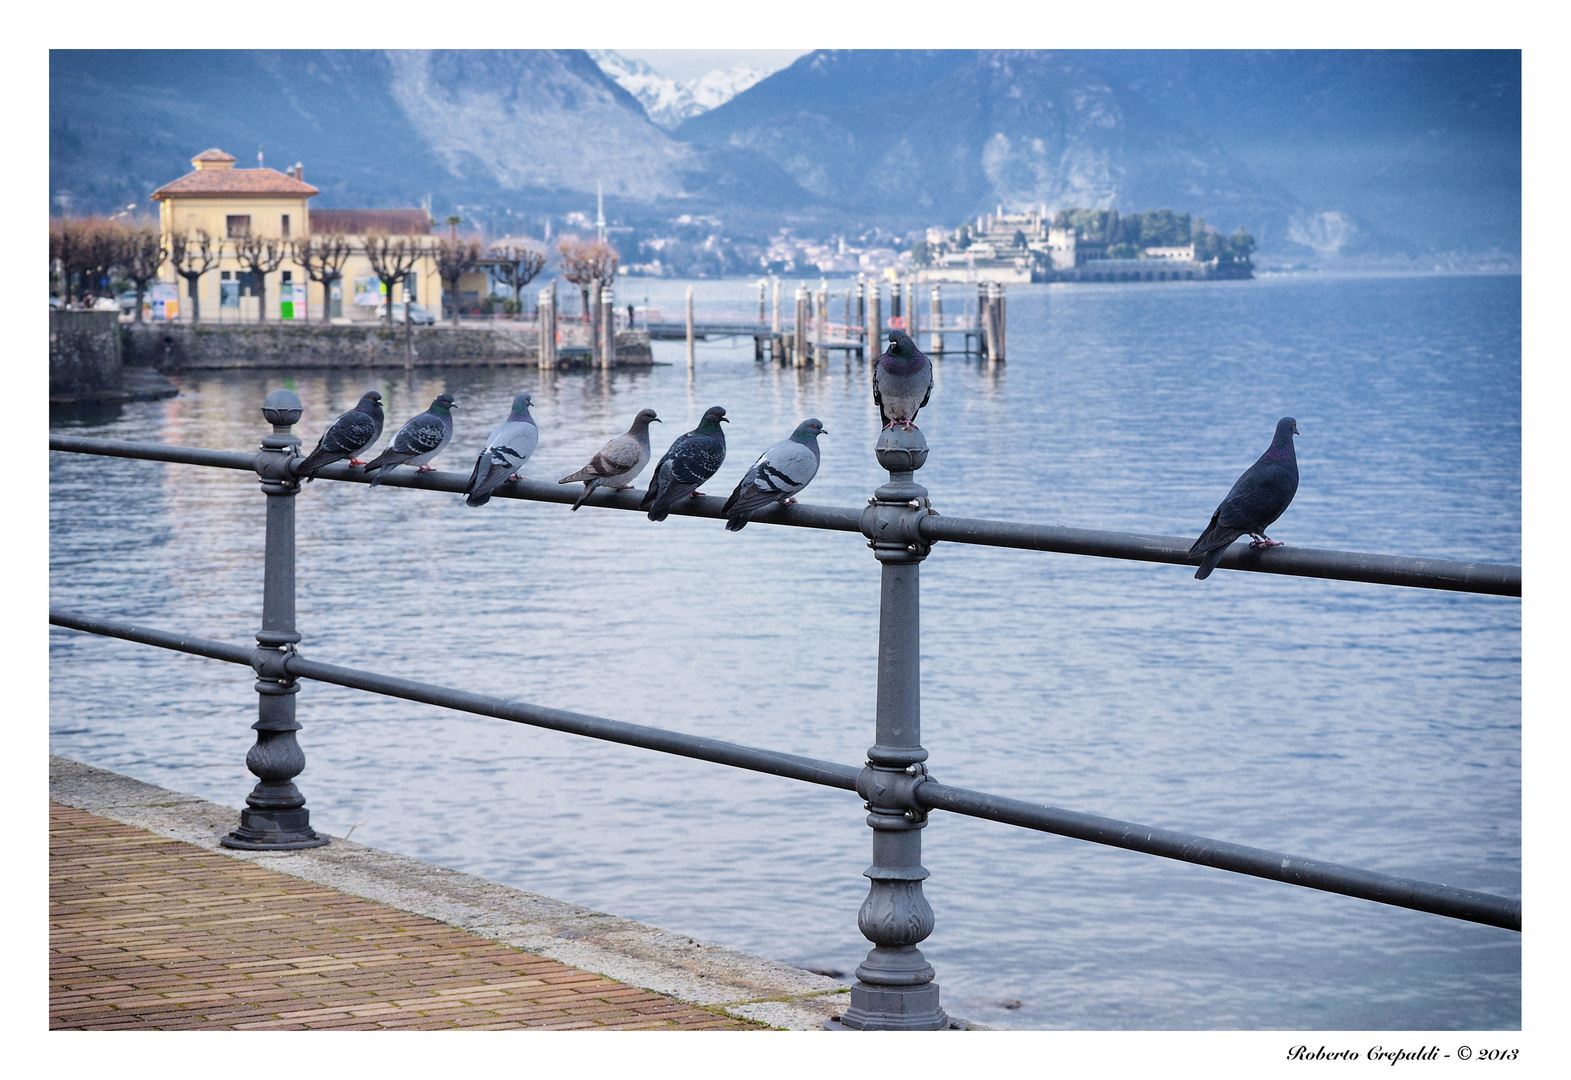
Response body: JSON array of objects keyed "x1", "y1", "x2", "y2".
[
  {"x1": 185, "y1": 274, "x2": 202, "y2": 324},
  {"x1": 257, "y1": 275, "x2": 268, "y2": 324},
  {"x1": 580, "y1": 286, "x2": 590, "y2": 324},
  {"x1": 133, "y1": 281, "x2": 145, "y2": 322}
]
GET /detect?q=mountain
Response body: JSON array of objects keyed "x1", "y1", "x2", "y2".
[
  {"x1": 588, "y1": 50, "x2": 767, "y2": 129},
  {"x1": 677, "y1": 50, "x2": 1304, "y2": 248},
  {"x1": 49, "y1": 50, "x2": 694, "y2": 219},
  {"x1": 49, "y1": 49, "x2": 1519, "y2": 260}
]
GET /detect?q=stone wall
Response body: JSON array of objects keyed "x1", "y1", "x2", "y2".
[
  {"x1": 122, "y1": 322, "x2": 653, "y2": 371},
  {"x1": 51, "y1": 310, "x2": 123, "y2": 396}
]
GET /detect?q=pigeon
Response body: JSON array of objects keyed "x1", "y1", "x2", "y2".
[
  {"x1": 722, "y1": 419, "x2": 827, "y2": 532},
  {"x1": 361, "y1": 393, "x2": 457, "y2": 489},
  {"x1": 294, "y1": 391, "x2": 384, "y2": 479},
  {"x1": 558, "y1": 407, "x2": 660, "y2": 511},
  {"x1": 640, "y1": 405, "x2": 728, "y2": 522},
  {"x1": 1189, "y1": 417, "x2": 1302, "y2": 580},
  {"x1": 872, "y1": 330, "x2": 933, "y2": 430},
  {"x1": 463, "y1": 392, "x2": 539, "y2": 507}
]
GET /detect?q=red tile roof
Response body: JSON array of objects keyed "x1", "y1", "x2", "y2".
[
  {"x1": 192, "y1": 148, "x2": 237, "y2": 164},
  {"x1": 152, "y1": 168, "x2": 319, "y2": 201},
  {"x1": 308, "y1": 208, "x2": 431, "y2": 236}
]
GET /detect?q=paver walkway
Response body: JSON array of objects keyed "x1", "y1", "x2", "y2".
[{"x1": 50, "y1": 802, "x2": 760, "y2": 1030}]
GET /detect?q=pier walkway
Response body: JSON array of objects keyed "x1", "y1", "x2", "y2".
[{"x1": 49, "y1": 758, "x2": 849, "y2": 1031}]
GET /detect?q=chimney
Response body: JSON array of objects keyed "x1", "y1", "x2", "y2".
[{"x1": 294, "y1": 162, "x2": 303, "y2": 181}]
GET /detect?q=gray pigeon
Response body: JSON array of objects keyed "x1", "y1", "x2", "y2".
[
  {"x1": 640, "y1": 405, "x2": 728, "y2": 522},
  {"x1": 361, "y1": 393, "x2": 457, "y2": 489},
  {"x1": 295, "y1": 391, "x2": 383, "y2": 479},
  {"x1": 464, "y1": 392, "x2": 539, "y2": 508},
  {"x1": 722, "y1": 419, "x2": 827, "y2": 532},
  {"x1": 558, "y1": 407, "x2": 660, "y2": 511},
  {"x1": 1189, "y1": 417, "x2": 1301, "y2": 580},
  {"x1": 873, "y1": 330, "x2": 933, "y2": 430}
]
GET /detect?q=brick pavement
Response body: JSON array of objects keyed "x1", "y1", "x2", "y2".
[{"x1": 50, "y1": 802, "x2": 762, "y2": 1030}]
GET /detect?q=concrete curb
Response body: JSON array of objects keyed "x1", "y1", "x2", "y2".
[{"x1": 49, "y1": 756, "x2": 850, "y2": 1031}]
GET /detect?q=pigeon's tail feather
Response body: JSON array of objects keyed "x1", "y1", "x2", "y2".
[
  {"x1": 724, "y1": 515, "x2": 748, "y2": 532},
  {"x1": 1194, "y1": 545, "x2": 1229, "y2": 580},
  {"x1": 570, "y1": 478, "x2": 598, "y2": 511},
  {"x1": 1189, "y1": 516, "x2": 1241, "y2": 580},
  {"x1": 293, "y1": 448, "x2": 335, "y2": 479}
]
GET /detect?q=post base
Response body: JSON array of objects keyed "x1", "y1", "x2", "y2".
[
  {"x1": 221, "y1": 807, "x2": 328, "y2": 850},
  {"x1": 829, "y1": 981, "x2": 949, "y2": 1030}
]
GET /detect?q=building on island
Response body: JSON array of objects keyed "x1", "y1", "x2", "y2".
[
  {"x1": 152, "y1": 148, "x2": 473, "y2": 322},
  {"x1": 918, "y1": 204, "x2": 1247, "y2": 284}
]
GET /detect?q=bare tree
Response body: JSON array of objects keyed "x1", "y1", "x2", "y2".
[
  {"x1": 294, "y1": 233, "x2": 352, "y2": 324},
  {"x1": 169, "y1": 230, "x2": 220, "y2": 323},
  {"x1": 556, "y1": 236, "x2": 619, "y2": 324},
  {"x1": 363, "y1": 233, "x2": 424, "y2": 327},
  {"x1": 122, "y1": 222, "x2": 167, "y2": 323},
  {"x1": 433, "y1": 236, "x2": 481, "y2": 326},
  {"x1": 489, "y1": 243, "x2": 547, "y2": 317},
  {"x1": 233, "y1": 232, "x2": 289, "y2": 323},
  {"x1": 68, "y1": 218, "x2": 127, "y2": 306}
]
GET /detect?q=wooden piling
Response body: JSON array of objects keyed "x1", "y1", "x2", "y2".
[
  {"x1": 685, "y1": 286, "x2": 695, "y2": 373},
  {"x1": 793, "y1": 287, "x2": 808, "y2": 369},
  {"x1": 930, "y1": 285, "x2": 943, "y2": 354},
  {"x1": 537, "y1": 287, "x2": 555, "y2": 369}
]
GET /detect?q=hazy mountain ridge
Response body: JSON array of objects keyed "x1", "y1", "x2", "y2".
[{"x1": 48, "y1": 48, "x2": 1519, "y2": 260}]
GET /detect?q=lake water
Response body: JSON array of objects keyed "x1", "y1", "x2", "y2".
[{"x1": 49, "y1": 272, "x2": 1521, "y2": 1030}]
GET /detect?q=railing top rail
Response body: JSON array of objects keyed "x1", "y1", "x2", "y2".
[
  {"x1": 48, "y1": 608, "x2": 1521, "y2": 933},
  {"x1": 49, "y1": 434, "x2": 1522, "y2": 596}
]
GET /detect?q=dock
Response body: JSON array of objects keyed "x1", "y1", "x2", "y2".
[{"x1": 49, "y1": 757, "x2": 849, "y2": 1031}]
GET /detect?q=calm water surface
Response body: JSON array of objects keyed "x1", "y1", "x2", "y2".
[{"x1": 49, "y1": 272, "x2": 1520, "y2": 1029}]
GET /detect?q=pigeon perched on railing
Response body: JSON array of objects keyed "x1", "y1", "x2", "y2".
[
  {"x1": 722, "y1": 419, "x2": 826, "y2": 532},
  {"x1": 558, "y1": 407, "x2": 660, "y2": 511},
  {"x1": 464, "y1": 392, "x2": 538, "y2": 508},
  {"x1": 640, "y1": 405, "x2": 728, "y2": 521},
  {"x1": 361, "y1": 393, "x2": 457, "y2": 489},
  {"x1": 873, "y1": 330, "x2": 933, "y2": 431},
  {"x1": 1189, "y1": 416, "x2": 1301, "y2": 580},
  {"x1": 294, "y1": 391, "x2": 383, "y2": 480}
]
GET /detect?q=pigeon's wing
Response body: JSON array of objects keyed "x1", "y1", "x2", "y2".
[
  {"x1": 1217, "y1": 461, "x2": 1297, "y2": 533},
  {"x1": 872, "y1": 361, "x2": 888, "y2": 422},
  {"x1": 667, "y1": 434, "x2": 726, "y2": 487},
  {"x1": 487, "y1": 420, "x2": 538, "y2": 468},
  {"x1": 297, "y1": 410, "x2": 377, "y2": 475},
  {"x1": 561, "y1": 433, "x2": 641, "y2": 484},
  {"x1": 393, "y1": 414, "x2": 448, "y2": 456}
]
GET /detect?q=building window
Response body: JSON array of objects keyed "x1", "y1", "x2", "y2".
[
  {"x1": 281, "y1": 214, "x2": 290, "y2": 238},
  {"x1": 226, "y1": 215, "x2": 251, "y2": 239}
]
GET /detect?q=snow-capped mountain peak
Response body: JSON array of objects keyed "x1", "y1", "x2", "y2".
[{"x1": 589, "y1": 50, "x2": 767, "y2": 129}]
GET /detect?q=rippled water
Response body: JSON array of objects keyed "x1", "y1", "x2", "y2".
[{"x1": 49, "y1": 272, "x2": 1520, "y2": 1029}]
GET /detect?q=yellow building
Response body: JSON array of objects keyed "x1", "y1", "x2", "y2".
[{"x1": 153, "y1": 148, "x2": 450, "y2": 323}]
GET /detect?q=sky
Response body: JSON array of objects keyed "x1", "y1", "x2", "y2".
[{"x1": 611, "y1": 49, "x2": 812, "y2": 82}]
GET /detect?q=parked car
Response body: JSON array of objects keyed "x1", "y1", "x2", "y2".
[
  {"x1": 387, "y1": 302, "x2": 437, "y2": 325},
  {"x1": 117, "y1": 290, "x2": 140, "y2": 314}
]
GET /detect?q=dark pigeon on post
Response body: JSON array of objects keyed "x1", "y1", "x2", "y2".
[
  {"x1": 1189, "y1": 416, "x2": 1301, "y2": 580},
  {"x1": 639, "y1": 405, "x2": 728, "y2": 521},
  {"x1": 294, "y1": 391, "x2": 384, "y2": 480},
  {"x1": 872, "y1": 329, "x2": 933, "y2": 431},
  {"x1": 361, "y1": 393, "x2": 457, "y2": 489},
  {"x1": 464, "y1": 392, "x2": 539, "y2": 508},
  {"x1": 559, "y1": 407, "x2": 661, "y2": 511},
  {"x1": 722, "y1": 418, "x2": 826, "y2": 532}
]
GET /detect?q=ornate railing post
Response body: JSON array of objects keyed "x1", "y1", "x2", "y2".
[
  {"x1": 222, "y1": 389, "x2": 327, "y2": 851},
  {"x1": 834, "y1": 425, "x2": 948, "y2": 1030}
]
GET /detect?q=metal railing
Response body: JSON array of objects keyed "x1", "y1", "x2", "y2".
[{"x1": 47, "y1": 393, "x2": 1521, "y2": 1031}]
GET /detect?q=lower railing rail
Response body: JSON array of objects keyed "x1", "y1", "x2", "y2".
[{"x1": 49, "y1": 607, "x2": 1521, "y2": 933}]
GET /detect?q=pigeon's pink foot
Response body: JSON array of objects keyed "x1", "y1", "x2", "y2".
[
  {"x1": 783, "y1": 497, "x2": 799, "y2": 505},
  {"x1": 416, "y1": 465, "x2": 436, "y2": 473},
  {"x1": 881, "y1": 420, "x2": 896, "y2": 430},
  {"x1": 349, "y1": 458, "x2": 367, "y2": 466},
  {"x1": 689, "y1": 490, "x2": 707, "y2": 498},
  {"x1": 1248, "y1": 536, "x2": 1283, "y2": 548},
  {"x1": 902, "y1": 420, "x2": 917, "y2": 431}
]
